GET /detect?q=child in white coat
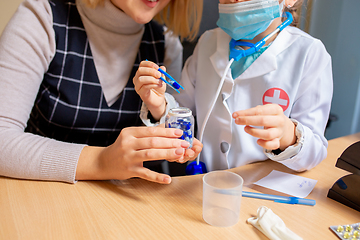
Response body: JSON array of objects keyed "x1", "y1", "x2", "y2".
[{"x1": 134, "y1": 0, "x2": 333, "y2": 173}]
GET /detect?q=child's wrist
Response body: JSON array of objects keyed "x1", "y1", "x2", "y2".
[
  {"x1": 279, "y1": 119, "x2": 297, "y2": 151},
  {"x1": 147, "y1": 101, "x2": 166, "y2": 121}
]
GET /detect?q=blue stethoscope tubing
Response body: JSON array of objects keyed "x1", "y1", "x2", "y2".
[
  {"x1": 191, "y1": 11, "x2": 293, "y2": 171},
  {"x1": 230, "y1": 11, "x2": 293, "y2": 61}
]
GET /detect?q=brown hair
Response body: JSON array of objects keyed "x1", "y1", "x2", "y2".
[
  {"x1": 81, "y1": 0, "x2": 203, "y2": 41},
  {"x1": 284, "y1": 0, "x2": 304, "y2": 27}
]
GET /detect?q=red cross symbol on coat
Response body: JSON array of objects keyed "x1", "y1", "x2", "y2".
[{"x1": 262, "y1": 88, "x2": 290, "y2": 111}]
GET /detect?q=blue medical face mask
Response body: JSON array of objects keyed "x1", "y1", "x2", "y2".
[{"x1": 217, "y1": 0, "x2": 284, "y2": 40}]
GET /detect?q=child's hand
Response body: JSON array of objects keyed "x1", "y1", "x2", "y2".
[
  {"x1": 232, "y1": 104, "x2": 297, "y2": 151},
  {"x1": 133, "y1": 60, "x2": 167, "y2": 121},
  {"x1": 181, "y1": 138, "x2": 203, "y2": 163}
]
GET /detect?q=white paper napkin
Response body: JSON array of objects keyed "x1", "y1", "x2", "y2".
[{"x1": 247, "y1": 206, "x2": 302, "y2": 240}]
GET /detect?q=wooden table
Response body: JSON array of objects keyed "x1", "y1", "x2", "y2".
[{"x1": 1, "y1": 133, "x2": 360, "y2": 239}]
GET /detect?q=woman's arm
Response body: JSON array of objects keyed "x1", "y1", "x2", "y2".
[{"x1": 0, "y1": 0, "x2": 85, "y2": 183}]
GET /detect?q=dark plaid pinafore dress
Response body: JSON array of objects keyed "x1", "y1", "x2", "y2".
[{"x1": 26, "y1": 0, "x2": 165, "y2": 147}]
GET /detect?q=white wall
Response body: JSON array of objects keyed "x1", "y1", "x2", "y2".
[
  {"x1": 309, "y1": 0, "x2": 360, "y2": 139},
  {"x1": 0, "y1": 0, "x2": 24, "y2": 35},
  {"x1": 199, "y1": 0, "x2": 218, "y2": 37}
]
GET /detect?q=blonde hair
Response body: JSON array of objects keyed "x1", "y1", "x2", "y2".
[
  {"x1": 154, "y1": 0, "x2": 203, "y2": 41},
  {"x1": 81, "y1": 0, "x2": 203, "y2": 41},
  {"x1": 284, "y1": 0, "x2": 304, "y2": 27}
]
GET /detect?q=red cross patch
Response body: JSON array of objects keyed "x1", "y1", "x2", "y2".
[{"x1": 262, "y1": 88, "x2": 289, "y2": 111}]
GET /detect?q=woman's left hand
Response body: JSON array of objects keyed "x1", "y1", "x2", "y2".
[
  {"x1": 232, "y1": 104, "x2": 296, "y2": 150},
  {"x1": 156, "y1": 123, "x2": 202, "y2": 163}
]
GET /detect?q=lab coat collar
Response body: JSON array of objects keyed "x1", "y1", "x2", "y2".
[
  {"x1": 210, "y1": 29, "x2": 234, "y2": 81},
  {"x1": 210, "y1": 27, "x2": 300, "y2": 80}
]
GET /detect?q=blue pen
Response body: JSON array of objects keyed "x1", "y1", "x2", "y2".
[
  {"x1": 145, "y1": 60, "x2": 184, "y2": 93},
  {"x1": 214, "y1": 189, "x2": 316, "y2": 206}
]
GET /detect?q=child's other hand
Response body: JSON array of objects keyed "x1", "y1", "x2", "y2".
[
  {"x1": 133, "y1": 60, "x2": 167, "y2": 120},
  {"x1": 181, "y1": 138, "x2": 203, "y2": 163},
  {"x1": 232, "y1": 104, "x2": 296, "y2": 151}
]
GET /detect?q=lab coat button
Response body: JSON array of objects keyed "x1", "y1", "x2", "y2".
[{"x1": 220, "y1": 142, "x2": 229, "y2": 153}]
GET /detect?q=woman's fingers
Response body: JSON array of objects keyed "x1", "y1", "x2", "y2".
[
  {"x1": 137, "y1": 75, "x2": 163, "y2": 86},
  {"x1": 133, "y1": 61, "x2": 161, "y2": 90},
  {"x1": 140, "y1": 59, "x2": 160, "y2": 69},
  {"x1": 119, "y1": 127, "x2": 203, "y2": 165},
  {"x1": 132, "y1": 147, "x2": 187, "y2": 163},
  {"x1": 119, "y1": 127, "x2": 190, "y2": 162},
  {"x1": 134, "y1": 71, "x2": 162, "y2": 93},
  {"x1": 134, "y1": 167, "x2": 172, "y2": 184},
  {"x1": 133, "y1": 136, "x2": 189, "y2": 150},
  {"x1": 126, "y1": 126, "x2": 183, "y2": 139}
]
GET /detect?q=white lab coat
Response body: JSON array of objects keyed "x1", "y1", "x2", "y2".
[{"x1": 174, "y1": 26, "x2": 333, "y2": 172}]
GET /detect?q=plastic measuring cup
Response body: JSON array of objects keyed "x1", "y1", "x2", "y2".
[{"x1": 202, "y1": 171, "x2": 243, "y2": 227}]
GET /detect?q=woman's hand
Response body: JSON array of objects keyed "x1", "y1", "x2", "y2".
[
  {"x1": 232, "y1": 104, "x2": 296, "y2": 151},
  {"x1": 76, "y1": 126, "x2": 200, "y2": 184},
  {"x1": 133, "y1": 60, "x2": 167, "y2": 121},
  {"x1": 156, "y1": 123, "x2": 203, "y2": 163}
]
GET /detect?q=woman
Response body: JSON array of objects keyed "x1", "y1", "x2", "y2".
[{"x1": 0, "y1": 0, "x2": 203, "y2": 184}]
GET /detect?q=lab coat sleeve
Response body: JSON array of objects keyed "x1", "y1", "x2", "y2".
[
  {"x1": 140, "y1": 93, "x2": 179, "y2": 126},
  {"x1": 267, "y1": 39, "x2": 333, "y2": 171}
]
